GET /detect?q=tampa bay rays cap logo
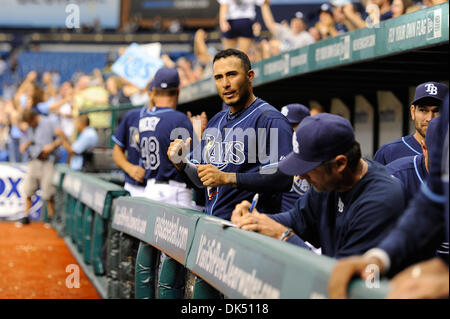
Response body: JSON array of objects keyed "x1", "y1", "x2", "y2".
[
  {"x1": 425, "y1": 83, "x2": 438, "y2": 95},
  {"x1": 292, "y1": 132, "x2": 300, "y2": 154}
]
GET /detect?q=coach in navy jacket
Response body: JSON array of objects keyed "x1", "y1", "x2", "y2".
[
  {"x1": 231, "y1": 113, "x2": 405, "y2": 258},
  {"x1": 329, "y1": 94, "x2": 449, "y2": 299}
]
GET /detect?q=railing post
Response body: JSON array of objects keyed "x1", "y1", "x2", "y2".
[
  {"x1": 158, "y1": 256, "x2": 186, "y2": 299},
  {"x1": 82, "y1": 206, "x2": 94, "y2": 264},
  {"x1": 75, "y1": 201, "x2": 85, "y2": 252},
  {"x1": 91, "y1": 213, "x2": 106, "y2": 275},
  {"x1": 41, "y1": 200, "x2": 49, "y2": 222},
  {"x1": 193, "y1": 276, "x2": 222, "y2": 299},
  {"x1": 135, "y1": 241, "x2": 160, "y2": 299}
]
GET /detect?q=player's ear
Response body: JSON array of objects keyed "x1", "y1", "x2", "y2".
[
  {"x1": 410, "y1": 105, "x2": 416, "y2": 121},
  {"x1": 247, "y1": 69, "x2": 255, "y2": 82},
  {"x1": 334, "y1": 155, "x2": 347, "y2": 173}
]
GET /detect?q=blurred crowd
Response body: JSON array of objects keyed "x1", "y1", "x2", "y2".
[{"x1": 0, "y1": 0, "x2": 448, "y2": 163}]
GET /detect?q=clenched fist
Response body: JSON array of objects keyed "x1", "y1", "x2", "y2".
[
  {"x1": 167, "y1": 137, "x2": 192, "y2": 170},
  {"x1": 196, "y1": 164, "x2": 236, "y2": 187}
]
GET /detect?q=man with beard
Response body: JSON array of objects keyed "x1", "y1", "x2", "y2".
[
  {"x1": 167, "y1": 49, "x2": 293, "y2": 220},
  {"x1": 373, "y1": 81, "x2": 447, "y2": 165}
]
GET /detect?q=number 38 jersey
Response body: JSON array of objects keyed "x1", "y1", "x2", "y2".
[{"x1": 138, "y1": 106, "x2": 193, "y2": 182}]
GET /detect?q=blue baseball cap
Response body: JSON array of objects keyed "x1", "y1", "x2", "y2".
[
  {"x1": 292, "y1": 11, "x2": 305, "y2": 20},
  {"x1": 281, "y1": 104, "x2": 310, "y2": 125},
  {"x1": 319, "y1": 3, "x2": 333, "y2": 14},
  {"x1": 411, "y1": 82, "x2": 448, "y2": 106},
  {"x1": 278, "y1": 113, "x2": 355, "y2": 176},
  {"x1": 150, "y1": 67, "x2": 180, "y2": 90}
]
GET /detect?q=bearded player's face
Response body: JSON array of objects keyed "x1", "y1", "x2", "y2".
[
  {"x1": 411, "y1": 104, "x2": 440, "y2": 138},
  {"x1": 213, "y1": 56, "x2": 253, "y2": 108}
]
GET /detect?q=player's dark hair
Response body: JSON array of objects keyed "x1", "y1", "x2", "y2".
[
  {"x1": 322, "y1": 141, "x2": 361, "y2": 174},
  {"x1": 213, "y1": 49, "x2": 251, "y2": 73}
]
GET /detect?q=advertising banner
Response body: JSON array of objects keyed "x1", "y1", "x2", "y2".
[{"x1": 0, "y1": 163, "x2": 41, "y2": 220}]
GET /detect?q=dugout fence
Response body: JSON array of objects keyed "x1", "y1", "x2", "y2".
[{"x1": 50, "y1": 164, "x2": 389, "y2": 299}]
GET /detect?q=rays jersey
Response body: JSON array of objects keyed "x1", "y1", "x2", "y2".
[
  {"x1": 373, "y1": 134, "x2": 422, "y2": 165},
  {"x1": 112, "y1": 107, "x2": 146, "y2": 187},
  {"x1": 191, "y1": 98, "x2": 293, "y2": 219},
  {"x1": 139, "y1": 106, "x2": 193, "y2": 183}
]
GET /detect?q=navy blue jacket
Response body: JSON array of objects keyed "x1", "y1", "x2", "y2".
[{"x1": 270, "y1": 160, "x2": 405, "y2": 258}]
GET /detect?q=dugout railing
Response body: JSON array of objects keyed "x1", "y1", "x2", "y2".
[
  {"x1": 52, "y1": 165, "x2": 390, "y2": 299},
  {"x1": 52, "y1": 164, "x2": 129, "y2": 298}
]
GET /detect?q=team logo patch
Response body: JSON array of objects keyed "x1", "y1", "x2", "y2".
[
  {"x1": 338, "y1": 197, "x2": 344, "y2": 213},
  {"x1": 281, "y1": 106, "x2": 289, "y2": 117},
  {"x1": 292, "y1": 132, "x2": 300, "y2": 154},
  {"x1": 425, "y1": 83, "x2": 438, "y2": 95}
]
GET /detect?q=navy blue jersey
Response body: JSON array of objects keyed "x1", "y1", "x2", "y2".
[
  {"x1": 270, "y1": 160, "x2": 405, "y2": 258},
  {"x1": 373, "y1": 134, "x2": 422, "y2": 165},
  {"x1": 139, "y1": 106, "x2": 193, "y2": 183},
  {"x1": 386, "y1": 154, "x2": 427, "y2": 203},
  {"x1": 378, "y1": 98, "x2": 449, "y2": 273},
  {"x1": 192, "y1": 98, "x2": 293, "y2": 220},
  {"x1": 112, "y1": 107, "x2": 146, "y2": 187},
  {"x1": 280, "y1": 177, "x2": 310, "y2": 211}
]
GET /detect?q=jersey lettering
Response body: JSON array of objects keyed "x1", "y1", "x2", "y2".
[
  {"x1": 203, "y1": 134, "x2": 245, "y2": 166},
  {"x1": 141, "y1": 136, "x2": 160, "y2": 170},
  {"x1": 139, "y1": 117, "x2": 160, "y2": 132}
]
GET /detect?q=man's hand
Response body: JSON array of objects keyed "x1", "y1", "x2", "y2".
[
  {"x1": 127, "y1": 164, "x2": 146, "y2": 183},
  {"x1": 387, "y1": 258, "x2": 449, "y2": 299},
  {"x1": 167, "y1": 138, "x2": 191, "y2": 170},
  {"x1": 231, "y1": 200, "x2": 287, "y2": 239},
  {"x1": 328, "y1": 256, "x2": 384, "y2": 299},
  {"x1": 197, "y1": 164, "x2": 236, "y2": 187}
]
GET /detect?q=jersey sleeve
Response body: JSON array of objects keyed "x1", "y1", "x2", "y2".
[
  {"x1": 270, "y1": 191, "x2": 320, "y2": 248},
  {"x1": 261, "y1": 115, "x2": 293, "y2": 161},
  {"x1": 236, "y1": 114, "x2": 293, "y2": 193},
  {"x1": 112, "y1": 111, "x2": 130, "y2": 148}
]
